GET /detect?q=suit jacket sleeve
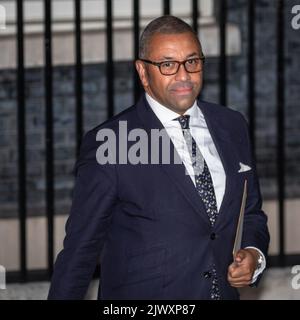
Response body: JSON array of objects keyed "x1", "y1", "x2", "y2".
[
  {"x1": 238, "y1": 113, "x2": 270, "y2": 268},
  {"x1": 48, "y1": 129, "x2": 118, "y2": 299}
]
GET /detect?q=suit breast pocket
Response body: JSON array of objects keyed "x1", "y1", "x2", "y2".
[
  {"x1": 124, "y1": 246, "x2": 166, "y2": 285},
  {"x1": 238, "y1": 170, "x2": 253, "y2": 187}
]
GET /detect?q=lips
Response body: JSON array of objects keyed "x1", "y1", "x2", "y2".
[
  {"x1": 169, "y1": 83, "x2": 194, "y2": 95},
  {"x1": 171, "y1": 87, "x2": 193, "y2": 95},
  {"x1": 174, "y1": 87, "x2": 193, "y2": 93}
]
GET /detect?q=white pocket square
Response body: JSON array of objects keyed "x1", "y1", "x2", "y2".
[{"x1": 238, "y1": 162, "x2": 252, "y2": 173}]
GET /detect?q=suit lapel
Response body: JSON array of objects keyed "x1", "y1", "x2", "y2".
[
  {"x1": 136, "y1": 96, "x2": 241, "y2": 228},
  {"x1": 198, "y1": 101, "x2": 240, "y2": 228},
  {"x1": 160, "y1": 161, "x2": 211, "y2": 226},
  {"x1": 136, "y1": 96, "x2": 211, "y2": 227}
]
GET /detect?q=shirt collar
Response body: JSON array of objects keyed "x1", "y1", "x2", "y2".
[{"x1": 146, "y1": 93, "x2": 199, "y2": 126}]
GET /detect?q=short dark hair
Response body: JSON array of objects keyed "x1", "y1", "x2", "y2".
[{"x1": 139, "y1": 15, "x2": 201, "y2": 59}]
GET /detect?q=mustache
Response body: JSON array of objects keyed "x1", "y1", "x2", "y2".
[{"x1": 169, "y1": 82, "x2": 194, "y2": 91}]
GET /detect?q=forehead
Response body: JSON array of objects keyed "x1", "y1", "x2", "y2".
[{"x1": 147, "y1": 32, "x2": 201, "y2": 59}]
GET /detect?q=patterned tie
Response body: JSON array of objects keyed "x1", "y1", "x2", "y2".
[{"x1": 176, "y1": 115, "x2": 221, "y2": 300}]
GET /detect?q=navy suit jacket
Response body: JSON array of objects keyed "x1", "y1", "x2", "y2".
[{"x1": 48, "y1": 95, "x2": 269, "y2": 300}]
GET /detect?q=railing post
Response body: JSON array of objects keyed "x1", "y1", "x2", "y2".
[
  {"x1": 163, "y1": 0, "x2": 171, "y2": 15},
  {"x1": 44, "y1": 0, "x2": 55, "y2": 278},
  {"x1": 248, "y1": 0, "x2": 256, "y2": 150},
  {"x1": 106, "y1": 0, "x2": 114, "y2": 118},
  {"x1": 75, "y1": 0, "x2": 83, "y2": 156},
  {"x1": 276, "y1": 0, "x2": 286, "y2": 267},
  {"x1": 17, "y1": 0, "x2": 27, "y2": 283},
  {"x1": 133, "y1": 0, "x2": 141, "y2": 103},
  {"x1": 219, "y1": 0, "x2": 227, "y2": 106}
]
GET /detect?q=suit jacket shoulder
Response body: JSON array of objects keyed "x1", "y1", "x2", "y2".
[
  {"x1": 198, "y1": 100, "x2": 249, "y2": 141},
  {"x1": 199, "y1": 100, "x2": 247, "y2": 124}
]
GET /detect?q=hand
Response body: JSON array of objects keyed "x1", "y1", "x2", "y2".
[{"x1": 227, "y1": 248, "x2": 259, "y2": 288}]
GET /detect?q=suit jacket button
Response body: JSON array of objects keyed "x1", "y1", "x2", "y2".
[
  {"x1": 210, "y1": 233, "x2": 216, "y2": 240},
  {"x1": 203, "y1": 271, "x2": 212, "y2": 279}
]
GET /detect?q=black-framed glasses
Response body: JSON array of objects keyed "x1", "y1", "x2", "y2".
[{"x1": 140, "y1": 56, "x2": 205, "y2": 75}]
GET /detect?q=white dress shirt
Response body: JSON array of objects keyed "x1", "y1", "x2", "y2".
[
  {"x1": 146, "y1": 93, "x2": 266, "y2": 283},
  {"x1": 146, "y1": 94, "x2": 226, "y2": 211}
]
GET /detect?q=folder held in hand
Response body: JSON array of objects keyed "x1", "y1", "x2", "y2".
[{"x1": 232, "y1": 180, "x2": 247, "y2": 257}]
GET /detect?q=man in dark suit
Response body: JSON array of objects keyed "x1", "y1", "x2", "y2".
[{"x1": 48, "y1": 16, "x2": 269, "y2": 300}]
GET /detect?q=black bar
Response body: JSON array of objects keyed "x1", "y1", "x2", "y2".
[
  {"x1": 163, "y1": 0, "x2": 171, "y2": 15},
  {"x1": 16, "y1": 0, "x2": 27, "y2": 282},
  {"x1": 106, "y1": 0, "x2": 114, "y2": 118},
  {"x1": 276, "y1": 0, "x2": 285, "y2": 266},
  {"x1": 192, "y1": 0, "x2": 199, "y2": 33},
  {"x1": 267, "y1": 254, "x2": 300, "y2": 267},
  {"x1": 6, "y1": 265, "x2": 101, "y2": 284},
  {"x1": 248, "y1": 0, "x2": 256, "y2": 149},
  {"x1": 219, "y1": 0, "x2": 227, "y2": 106},
  {"x1": 7, "y1": 270, "x2": 50, "y2": 284},
  {"x1": 133, "y1": 0, "x2": 140, "y2": 103},
  {"x1": 44, "y1": 0, "x2": 54, "y2": 278},
  {"x1": 75, "y1": 0, "x2": 83, "y2": 155},
  {"x1": 6, "y1": 252, "x2": 300, "y2": 284}
]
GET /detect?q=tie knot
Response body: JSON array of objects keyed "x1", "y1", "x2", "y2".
[{"x1": 176, "y1": 115, "x2": 190, "y2": 129}]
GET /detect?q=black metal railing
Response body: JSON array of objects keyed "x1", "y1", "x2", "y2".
[
  {"x1": 9, "y1": 0, "x2": 292, "y2": 283},
  {"x1": 106, "y1": 0, "x2": 114, "y2": 119},
  {"x1": 44, "y1": 0, "x2": 55, "y2": 279},
  {"x1": 219, "y1": 0, "x2": 227, "y2": 106},
  {"x1": 247, "y1": 0, "x2": 256, "y2": 149},
  {"x1": 75, "y1": 0, "x2": 84, "y2": 156},
  {"x1": 16, "y1": 0, "x2": 27, "y2": 283},
  {"x1": 276, "y1": 0, "x2": 286, "y2": 267}
]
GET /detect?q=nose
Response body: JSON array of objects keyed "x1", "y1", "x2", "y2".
[{"x1": 175, "y1": 63, "x2": 191, "y2": 81}]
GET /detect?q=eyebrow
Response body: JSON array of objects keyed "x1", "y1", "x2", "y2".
[{"x1": 161, "y1": 52, "x2": 200, "y2": 60}]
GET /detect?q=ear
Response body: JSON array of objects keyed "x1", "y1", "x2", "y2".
[{"x1": 135, "y1": 60, "x2": 149, "y2": 88}]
